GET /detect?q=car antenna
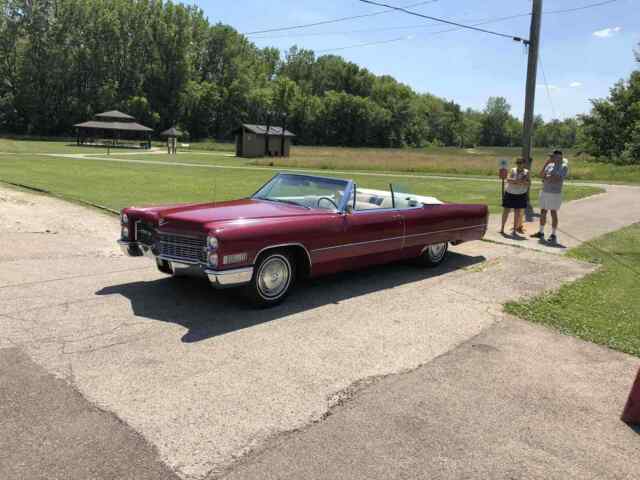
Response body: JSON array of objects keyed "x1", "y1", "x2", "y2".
[{"x1": 213, "y1": 176, "x2": 217, "y2": 206}]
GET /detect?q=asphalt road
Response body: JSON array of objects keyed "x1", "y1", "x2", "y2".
[
  {"x1": 0, "y1": 183, "x2": 636, "y2": 479},
  {"x1": 222, "y1": 319, "x2": 640, "y2": 480}
]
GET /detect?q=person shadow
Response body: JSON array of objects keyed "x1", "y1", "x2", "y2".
[
  {"x1": 96, "y1": 251, "x2": 485, "y2": 344},
  {"x1": 500, "y1": 231, "x2": 527, "y2": 241},
  {"x1": 537, "y1": 238, "x2": 567, "y2": 249}
]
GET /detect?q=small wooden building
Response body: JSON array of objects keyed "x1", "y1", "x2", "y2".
[
  {"x1": 74, "y1": 110, "x2": 153, "y2": 148},
  {"x1": 234, "y1": 124, "x2": 295, "y2": 158}
]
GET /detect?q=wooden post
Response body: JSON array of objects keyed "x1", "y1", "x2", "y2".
[
  {"x1": 280, "y1": 113, "x2": 287, "y2": 157},
  {"x1": 522, "y1": 0, "x2": 542, "y2": 221},
  {"x1": 264, "y1": 116, "x2": 271, "y2": 157}
]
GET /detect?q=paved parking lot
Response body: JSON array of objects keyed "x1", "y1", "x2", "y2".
[{"x1": 0, "y1": 184, "x2": 636, "y2": 479}]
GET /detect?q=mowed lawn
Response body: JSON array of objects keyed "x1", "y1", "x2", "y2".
[
  {"x1": 252, "y1": 146, "x2": 640, "y2": 184},
  {"x1": 0, "y1": 140, "x2": 602, "y2": 213},
  {"x1": 506, "y1": 224, "x2": 640, "y2": 357},
  {"x1": 4, "y1": 139, "x2": 638, "y2": 184}
]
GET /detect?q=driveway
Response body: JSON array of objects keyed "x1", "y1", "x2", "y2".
[
  {"x1": 0, "y1": 183, "x2": 636, "y2": 479},
  {"x1": 484, "y1": 184, "x2": 640, "y2": 253}
]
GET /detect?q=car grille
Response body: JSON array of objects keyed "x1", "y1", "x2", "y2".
[
  {"x1": 158, "y1": 232, "x2": 207, "y2": 264},
  {"x1": 135, "y1": 221, "x2": 155, "y2": 246}
]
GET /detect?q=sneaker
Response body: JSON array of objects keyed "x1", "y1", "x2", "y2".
[
  {"x1": 530, "y1": 231, "x2": 544, "y2": 239},
  {"x1": 548, "y1": 234, "x2": 557, "y2": 244}
]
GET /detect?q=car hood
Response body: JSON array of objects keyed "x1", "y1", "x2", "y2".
[{"x1": 157, "y1": 199, "x2": 319, "y2": 232}]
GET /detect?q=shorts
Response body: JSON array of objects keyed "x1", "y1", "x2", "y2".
[
  {"x1": 539, "y1": 191, "x2": 562, "y2": 211},
  {"x1": 502, "y1": 192, "x2": 527, "y2": 209}
]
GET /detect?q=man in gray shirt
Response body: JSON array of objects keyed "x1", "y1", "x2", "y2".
[{"x1": 531, "y1": 150, "x2": 569, "y2": 244}]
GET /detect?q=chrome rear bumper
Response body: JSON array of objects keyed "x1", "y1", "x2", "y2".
[{"x1": 118, "y1": 240, "x2": 253, "y2": 288}]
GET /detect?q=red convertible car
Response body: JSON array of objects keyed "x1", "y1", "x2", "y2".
[{"x1": 118, "y1": 173, "x2": 488, "y2": 306}]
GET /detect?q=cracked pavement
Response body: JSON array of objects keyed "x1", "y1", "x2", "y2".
[{"x1": 0, "y1": 184, "x2": 636, "y2": 479}]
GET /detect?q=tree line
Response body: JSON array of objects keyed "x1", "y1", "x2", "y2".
[{"x1": 0, "y1": 0, "x2": 636, "y2": 163}]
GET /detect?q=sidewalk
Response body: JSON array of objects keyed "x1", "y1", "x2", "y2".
[{"x1": 484, "y1": 185, "x2": 640, "y2": 254}]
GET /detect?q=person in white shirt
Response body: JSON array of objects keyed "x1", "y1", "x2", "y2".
[
  {"x1": 500, "y1": 158, "x2": 530, "y2": 235},
  {"x1": 531, "y1": 150, "x2": 569, "y2": 244}
]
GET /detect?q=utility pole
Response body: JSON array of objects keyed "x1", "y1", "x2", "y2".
[{"x1": 522, "y1": 0, "x2": 542, "y2": 221}]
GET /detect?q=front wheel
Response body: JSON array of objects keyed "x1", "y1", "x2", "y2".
[
  {"x1": 156, "y1": 258, "x2": 174, "y2": 275},
  {"x1": 245, "y1": 251, "x2": 295, "y2": 307},
  {"x1": 417, "y1": 242, "x2": 449, "y2": 267}
]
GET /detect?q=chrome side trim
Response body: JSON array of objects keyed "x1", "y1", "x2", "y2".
[
  {"x1": 313, "y1": 235, "x2": 404, "y2": 252},
  {"x1": 403, "y1": 224, "x2": 487, "y2": 240},
  {"x1": 310, "y1": 224, "x2": 487, "y2": 253},
  {"x1": 350, "y1": 205, "x2": 423, "y2": 214},
  {"x1": 253, "y1": 243, "x2": 313, "y2": 268},
  {"x1": 205, "y1": 267, "x2": 254, "y2": 287}
]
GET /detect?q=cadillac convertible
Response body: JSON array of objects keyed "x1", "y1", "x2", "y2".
[{"x1": 118, "y1": 173, "x2": 488, "y2": 306}]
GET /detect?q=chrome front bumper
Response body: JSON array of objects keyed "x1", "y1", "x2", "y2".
[{"x1": 118, "y1": 240, "x2": 253, "y2": 288}]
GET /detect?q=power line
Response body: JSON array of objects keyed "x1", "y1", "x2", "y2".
[
  {"x1": 359, "y1": 0, "x2": 528, "y2": 43},
  {"x1": 252, "y1": 13, "x2": 531, "y2": 40},
  {"x1": 243, "y1": 0, "x2": 438, "y2": 35},
  {"x1": 256, "y1": 0, "x2": 624, "y2": 55},
  {"x1": 314, "y1": 14, "x2": 532, "y2": 54},
  {"x1": 316, "y1": 36, "x2": 408, "y2": 53},
  {"x1": 251, "y1": 0, "x2": 622, "y2": 41},
  {"x1": 545, "y1": 0, "x2": 620, "y2": 15},
  {"x1": 539, "y1": 55, "x2": 558, "y2": 120}
]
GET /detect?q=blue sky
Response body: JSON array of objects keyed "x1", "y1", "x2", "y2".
[{"x1": 196, "y1": 0, "x2": 638, "y2": 120}]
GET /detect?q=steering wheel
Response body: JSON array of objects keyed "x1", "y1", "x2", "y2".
[{"x1": 316, "y1": 196, "x2": 339, "y2": 210}]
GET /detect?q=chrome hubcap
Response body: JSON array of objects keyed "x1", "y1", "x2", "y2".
[
  {"x1": 428, "y1": 242, "x2": 447, "y2": 261},
  {"x1": 257, "y1": 256, "x2": 290, "y2": 299}
]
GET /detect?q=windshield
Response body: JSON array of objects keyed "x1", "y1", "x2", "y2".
[{"x1": 253, "y1": 174, "x2": 349, "y2": 211}]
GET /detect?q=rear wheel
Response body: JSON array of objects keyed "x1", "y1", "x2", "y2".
[
  {"x1": 245, "y1": 251, "x2": 295, "y2": 307},
  {"x1": 417, "y1": 242, "x2": 449, "y2": 267}
]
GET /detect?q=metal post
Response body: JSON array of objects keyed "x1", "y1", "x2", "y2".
[
  {"x1": 522, "y1": 0, "x2": 542, "y2": 221},
  {"x1": 264, "y1": 113, "x2": 271, "y2": 157}
]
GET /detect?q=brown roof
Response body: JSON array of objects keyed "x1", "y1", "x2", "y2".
[
  {"x1": 73, "y1": 120, "x2": 153, "y2": 132},
  {"x1": 240, "y1": 124, "x2": 295, "y2": 137},
  {"x1": 160, "y1": 127, "x2": 183, "y2": 137},
  {"x1": 95, "y1": 110, "x2": 135, "y2": 120}
]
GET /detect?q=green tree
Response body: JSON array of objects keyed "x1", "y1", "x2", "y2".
[
  {"x1": 480, "y1": 97, "x2": 513, "y2": 146},
  {"x1": 580, "y1": 67, "x2": 640, "y2": 164}
]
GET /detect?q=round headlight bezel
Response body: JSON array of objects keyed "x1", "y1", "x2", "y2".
[
  {"x1": 122, "y1": 226, "x2": 129, "y2": 240},
  {"x1": 121, "y1": 212, "x2": 128, "y2": 225},
  {"x1": 208, "y1": 253, "x2": 218, "y2": 267},
  {"x1": 207, "y1": 236, "x2": 219, "y2": 250}
]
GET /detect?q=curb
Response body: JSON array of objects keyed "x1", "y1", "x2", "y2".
[{"x1": 0, "y1": 180, "x2": 119, "y2": 216}]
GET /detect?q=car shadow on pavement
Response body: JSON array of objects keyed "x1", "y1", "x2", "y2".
[{"x1": 96, "y1": 251, "x2": 485, "y2": 343}]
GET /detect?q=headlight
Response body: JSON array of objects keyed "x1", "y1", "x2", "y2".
[
  {"x1": 208, "y1": 253, "x2": 218, "y2": 267},
  {"x1": 121, "y1": 212, "x2": 128, "y2": 224},
  {"x1": 122, "y1": 226, "x2": 129, "y2": 240},
  {"x1": 207, "y1": 236, "x2": 219, "y2": 250}
]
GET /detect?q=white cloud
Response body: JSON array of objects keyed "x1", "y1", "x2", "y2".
[
  {"x1": 569, "y1": 81, "x2": 582, "y2": 88},
  {"x1": 593, "y1": 26, "x2": 622, "y2": 38}
]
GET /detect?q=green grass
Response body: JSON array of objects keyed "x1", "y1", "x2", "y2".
[
  {"x1": 505, "y1": 224, "x2": 640, "y2": 357},
  {"x1": 249, "y1": 146, "x2": 640, "y2": 184},
  {"x1": 0, "y1": 147, "x2": 601, "y2": 213},
  {"x1": 2, "y1": 140, "x2": 640, "y2": 184}
]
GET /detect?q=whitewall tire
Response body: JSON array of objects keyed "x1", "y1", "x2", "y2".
[
  {"x1": 245, "y1": 251, "x2": 295, "y2": 307},
  {"x1": 418, "y1": 242, "x2": 449, "y2": 267}
]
